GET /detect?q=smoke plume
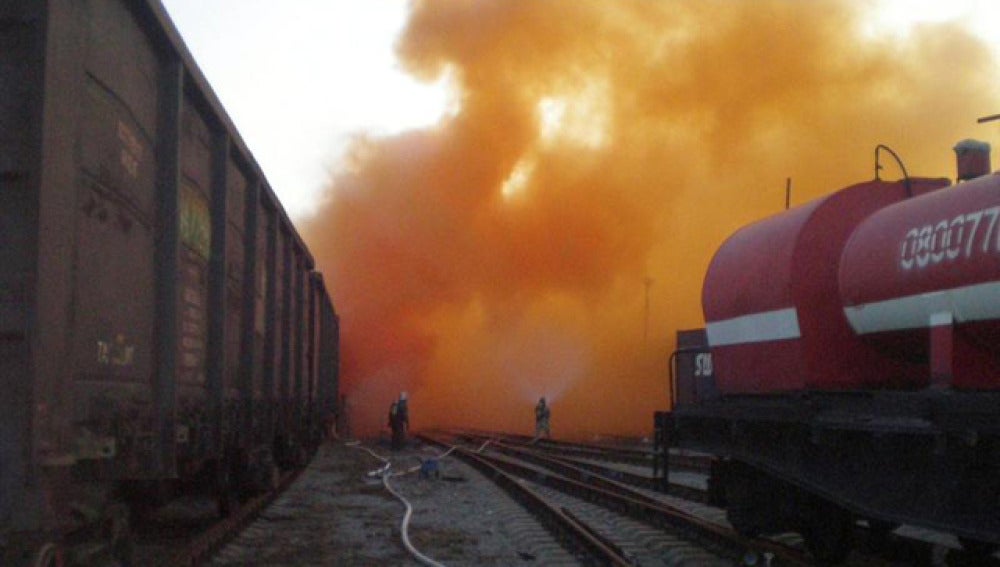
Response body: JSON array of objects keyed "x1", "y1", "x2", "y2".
[{"x1": 302, "y1": 0, "x2": 1000, "y2": 437}]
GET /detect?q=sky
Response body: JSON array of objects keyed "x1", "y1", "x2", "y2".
[
  {"x1": 160, "y1": 0, "x2": 1000, "y2": 219},
  {"x1": 161, "y1": 0, "x2": 451, "y2": 219},
  {"x1": 161, "y1": 0, "x2": 1000, "y2": 437}
]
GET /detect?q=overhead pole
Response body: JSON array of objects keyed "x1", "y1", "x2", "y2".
[{"x1": 644, "y1": 276, "x2": 654, "y2": 343}]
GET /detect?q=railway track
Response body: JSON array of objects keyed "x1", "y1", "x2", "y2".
[
  {"x1": 210, "y1": 438, "x2": 589, "y2": 566},
  {"x1": 458, "y1": 431, "x2": 666, "y2": 468},
  {"x1": 120, "y1": 431, "x2": 1000, "y2": 566},
  {"x1": 447, "y1": 430, "x2": 1000, "y2": 566},
  {"x1": 421, "y1": 431, "x2": 811, "y2": 566},
  {"x1": 127, "y1": 467, "x2": 305, "y2": 566},
  {"x1": 455, "y1": 430, "x2": 710, "y2": 501}
]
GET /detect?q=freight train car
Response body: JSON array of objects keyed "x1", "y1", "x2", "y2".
[
  {"x1": 660, "y1": 142, "x2": 1000, "y2": 563},
  {"x1": 0, "y1": 0, "x2": 339, "y2": 563}
]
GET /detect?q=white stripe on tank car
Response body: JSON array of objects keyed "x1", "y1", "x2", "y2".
[
  {"x1": 843, "y1": 279, "x2": 1000, "y2": 334},
  {"x1": 706, "y1": 307, "x2": 801, "y2": 347}
]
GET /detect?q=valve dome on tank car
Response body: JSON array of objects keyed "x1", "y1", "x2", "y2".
[{"x1": 703, "y1": 178, "x2": 949, "y2": 394}]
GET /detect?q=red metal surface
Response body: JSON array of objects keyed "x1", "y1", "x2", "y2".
[
  {"x1": 840, "y1": 172, "x2": 1000, "y2": 389},
  {"x1": 703, "y1": 178, "x2": 949, "y2": 394}
]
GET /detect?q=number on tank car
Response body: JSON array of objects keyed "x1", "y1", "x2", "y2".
[
  {"x1": 900, "y1": 206, "x2": 1000, "y2": 270},
  {"x1": 694, "y1": 353, "x2": 713, "y2": 377}
]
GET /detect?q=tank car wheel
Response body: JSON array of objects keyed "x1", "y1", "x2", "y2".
[
  {"x1": 248, "y1": 450, "x2": 281, "y2": 493},
  {"x1": 216, "y1": 467, "x2": 240, "y2": 518},
  {"x1": 800, "y1": 505, "x2": 853, "y2": 565},
  {"x1": 959, "y1": 537, "x2": 999, "y2": 559},
  {"x1": 292, "y1": 445, "x2": 308, "y2": 469},
  {"x1": 723, "y1": 464, "x2": 763, "y2": 538},
  {"x1": 955, "y1": 467, "x2": 1000, "y2": 560},
  {"x1": 268, "y1": 461, "x2": 282, "y2": 491},
  {"x1": 31, "y1": 543, "x2": 64, "y2": 567},
  {"x1": 258, "y1": 449, "x2": 281, "y2": 492},
  {"x1": 863, "y1": 519, "x2": 898, "y2": 552},
  {"x1": 726, "y1": 504, "x2": 762, "y2": 538},
  {"x1": 104, "y1": 502, "x2": 134, "y2": 564}
]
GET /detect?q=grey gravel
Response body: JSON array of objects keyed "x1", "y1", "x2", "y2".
[{"x1": 210, "y1": 440, "x2": 577, "y2": 566}]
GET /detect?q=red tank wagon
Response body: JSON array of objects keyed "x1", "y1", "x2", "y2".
[
  {"x1": 703, "y1": 178, "x2": 947, "y2": 394},
  {"x1": 842, "y1": 171, "x2": 1000, "y2": 390},
  {"x1": 662, "y1": 143, "x2": 1000, "y2": 563},
  {"x1": 1, "y1": 1, "x2": 339, "y2": 563}
]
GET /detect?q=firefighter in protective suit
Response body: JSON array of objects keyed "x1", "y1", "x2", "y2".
[
  {"x1": 389, "y1": 392, "x2": 409, "y2": 450},
  {"x1": 535, "y1": 397, "x2": 551, "y2": 438},
  {"x1": 388, "y1": 402, "x2": 403, "y2": 450}
]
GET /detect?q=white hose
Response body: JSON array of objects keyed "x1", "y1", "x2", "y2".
[
  {"x1": 347, "y1": 441, "x2": 447, "y2": 567},
  {"x1": 380, "y1": 473, "x2": 445, "y2": 567},
  {"x1": 32, "y1": 543, "x2": 60, "y2": 567}
]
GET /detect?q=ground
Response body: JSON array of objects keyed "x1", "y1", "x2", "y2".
[{"x1": 210, "y1": 438, "x2": 570, "y2": 566}]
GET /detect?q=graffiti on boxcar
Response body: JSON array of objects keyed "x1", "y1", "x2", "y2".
[
  {"x1": 179, "y1": 287, "x2": 206, "y2": 374},
  {"x1": 116, "y1": 119, "x2": 143, "y2": 179},
  {"x1": 96, "y1": 333, "x2": 135, "y2": 367},
  {"x1": 180, "y1": 183, "x2": 211, "y2": 259},
  {"x1": 178, "y1": 250, "x2": 208, "y2": 384}
]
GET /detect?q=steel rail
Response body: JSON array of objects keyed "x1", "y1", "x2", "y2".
[
  {"x1": 483, "y1": 439, "x2": 710, "y2": 504},
  {"x1": 430, "y1": 431, "x2": 812, "y2": 567},
  {"x1": 166, "y1": 464, "x2": 306, "y2": 566},
  {"x1": 455, "y1": 429, "x2": 713, "y2": 473},
  {"x1": 442, "y1": 430, "x2": 1000, "y2": 566},
  {"x1": 471, "y1": 431, "x2": 654, "y2": 466},
  {"x1": 419, "y1": 433, "x2": 634, "y2": 566}
]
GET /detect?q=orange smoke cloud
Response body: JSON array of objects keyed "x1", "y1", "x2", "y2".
[{"x1": 302, "y1": 0, "x2": 1000, "y2": 437}]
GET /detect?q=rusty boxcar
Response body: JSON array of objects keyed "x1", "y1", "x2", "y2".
[{"x1": 0, "y1": 0, "x2": 339, "y2": 563}]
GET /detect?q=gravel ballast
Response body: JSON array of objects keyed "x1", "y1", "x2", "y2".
[{"x1": 210, "y1": 439, "x2": 577, "y2": 566}]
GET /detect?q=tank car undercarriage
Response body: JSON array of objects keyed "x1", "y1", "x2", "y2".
[{"x1": 661, "y1": 390, "x2": 1000, "y2": 563}]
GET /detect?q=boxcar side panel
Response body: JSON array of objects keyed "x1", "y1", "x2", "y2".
[
  {"x1": 239, "y1": 177, "x2": 259, "y2": 445},
  {"x1": 264, "y1": 202, "x2": 280, "y2": 444},
  {"x1": 225, "y1": 158, "x2": 246, "y2": 399},
  {"x1": 206, "y1": 128, "x2": 228, "y2": 458},
  {"x1": 278, "y1": 229, "x2": 292, "y2": 436},
  {"x1": 292, "y1": 251, "x2": 305, "y2": 431},
  {"x1": 71, "y1": 0, "x2": 162, "y2": 472},
  {"x1": 176, "y1": 95, "x2": 213, "y2": 461},
  {"x1": 306, "y1": 273, "x2": 318, "y2": 437},
  {"x1": 2, "y1": 0, "x2": 338, "y2": 547},
  {"x1": 35, "y1": 0, "x2": 87, "y2": 487},
  {"x1": 224, "y1": 156, "x2": 246, "y2": 448},
  {"x1": 257, "y1": 197, "x2": 274, "y2": 444},
  {"x1": 317, "y1": 279, "x2": 340, "y2": 433},
  {"x1": 275, "y1": 225, "x2": 287, "y2": 409},
  {"x1": 0, "y1": 0, "x2": 44, "y2": 536}
]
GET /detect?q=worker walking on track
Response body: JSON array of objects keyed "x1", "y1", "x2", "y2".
[
  {"x1": 388, "y1": 401, "x2": 403, "y2": 450},
  {"x1": 396, "y1": 392, "x2": 410, "y2": 444},
  {"x1": 389, "y1": 392, "x2": 410, "y2": 450},
  {"x1": 535, "y1": 397, "x2": 551, "y2": 438}
]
